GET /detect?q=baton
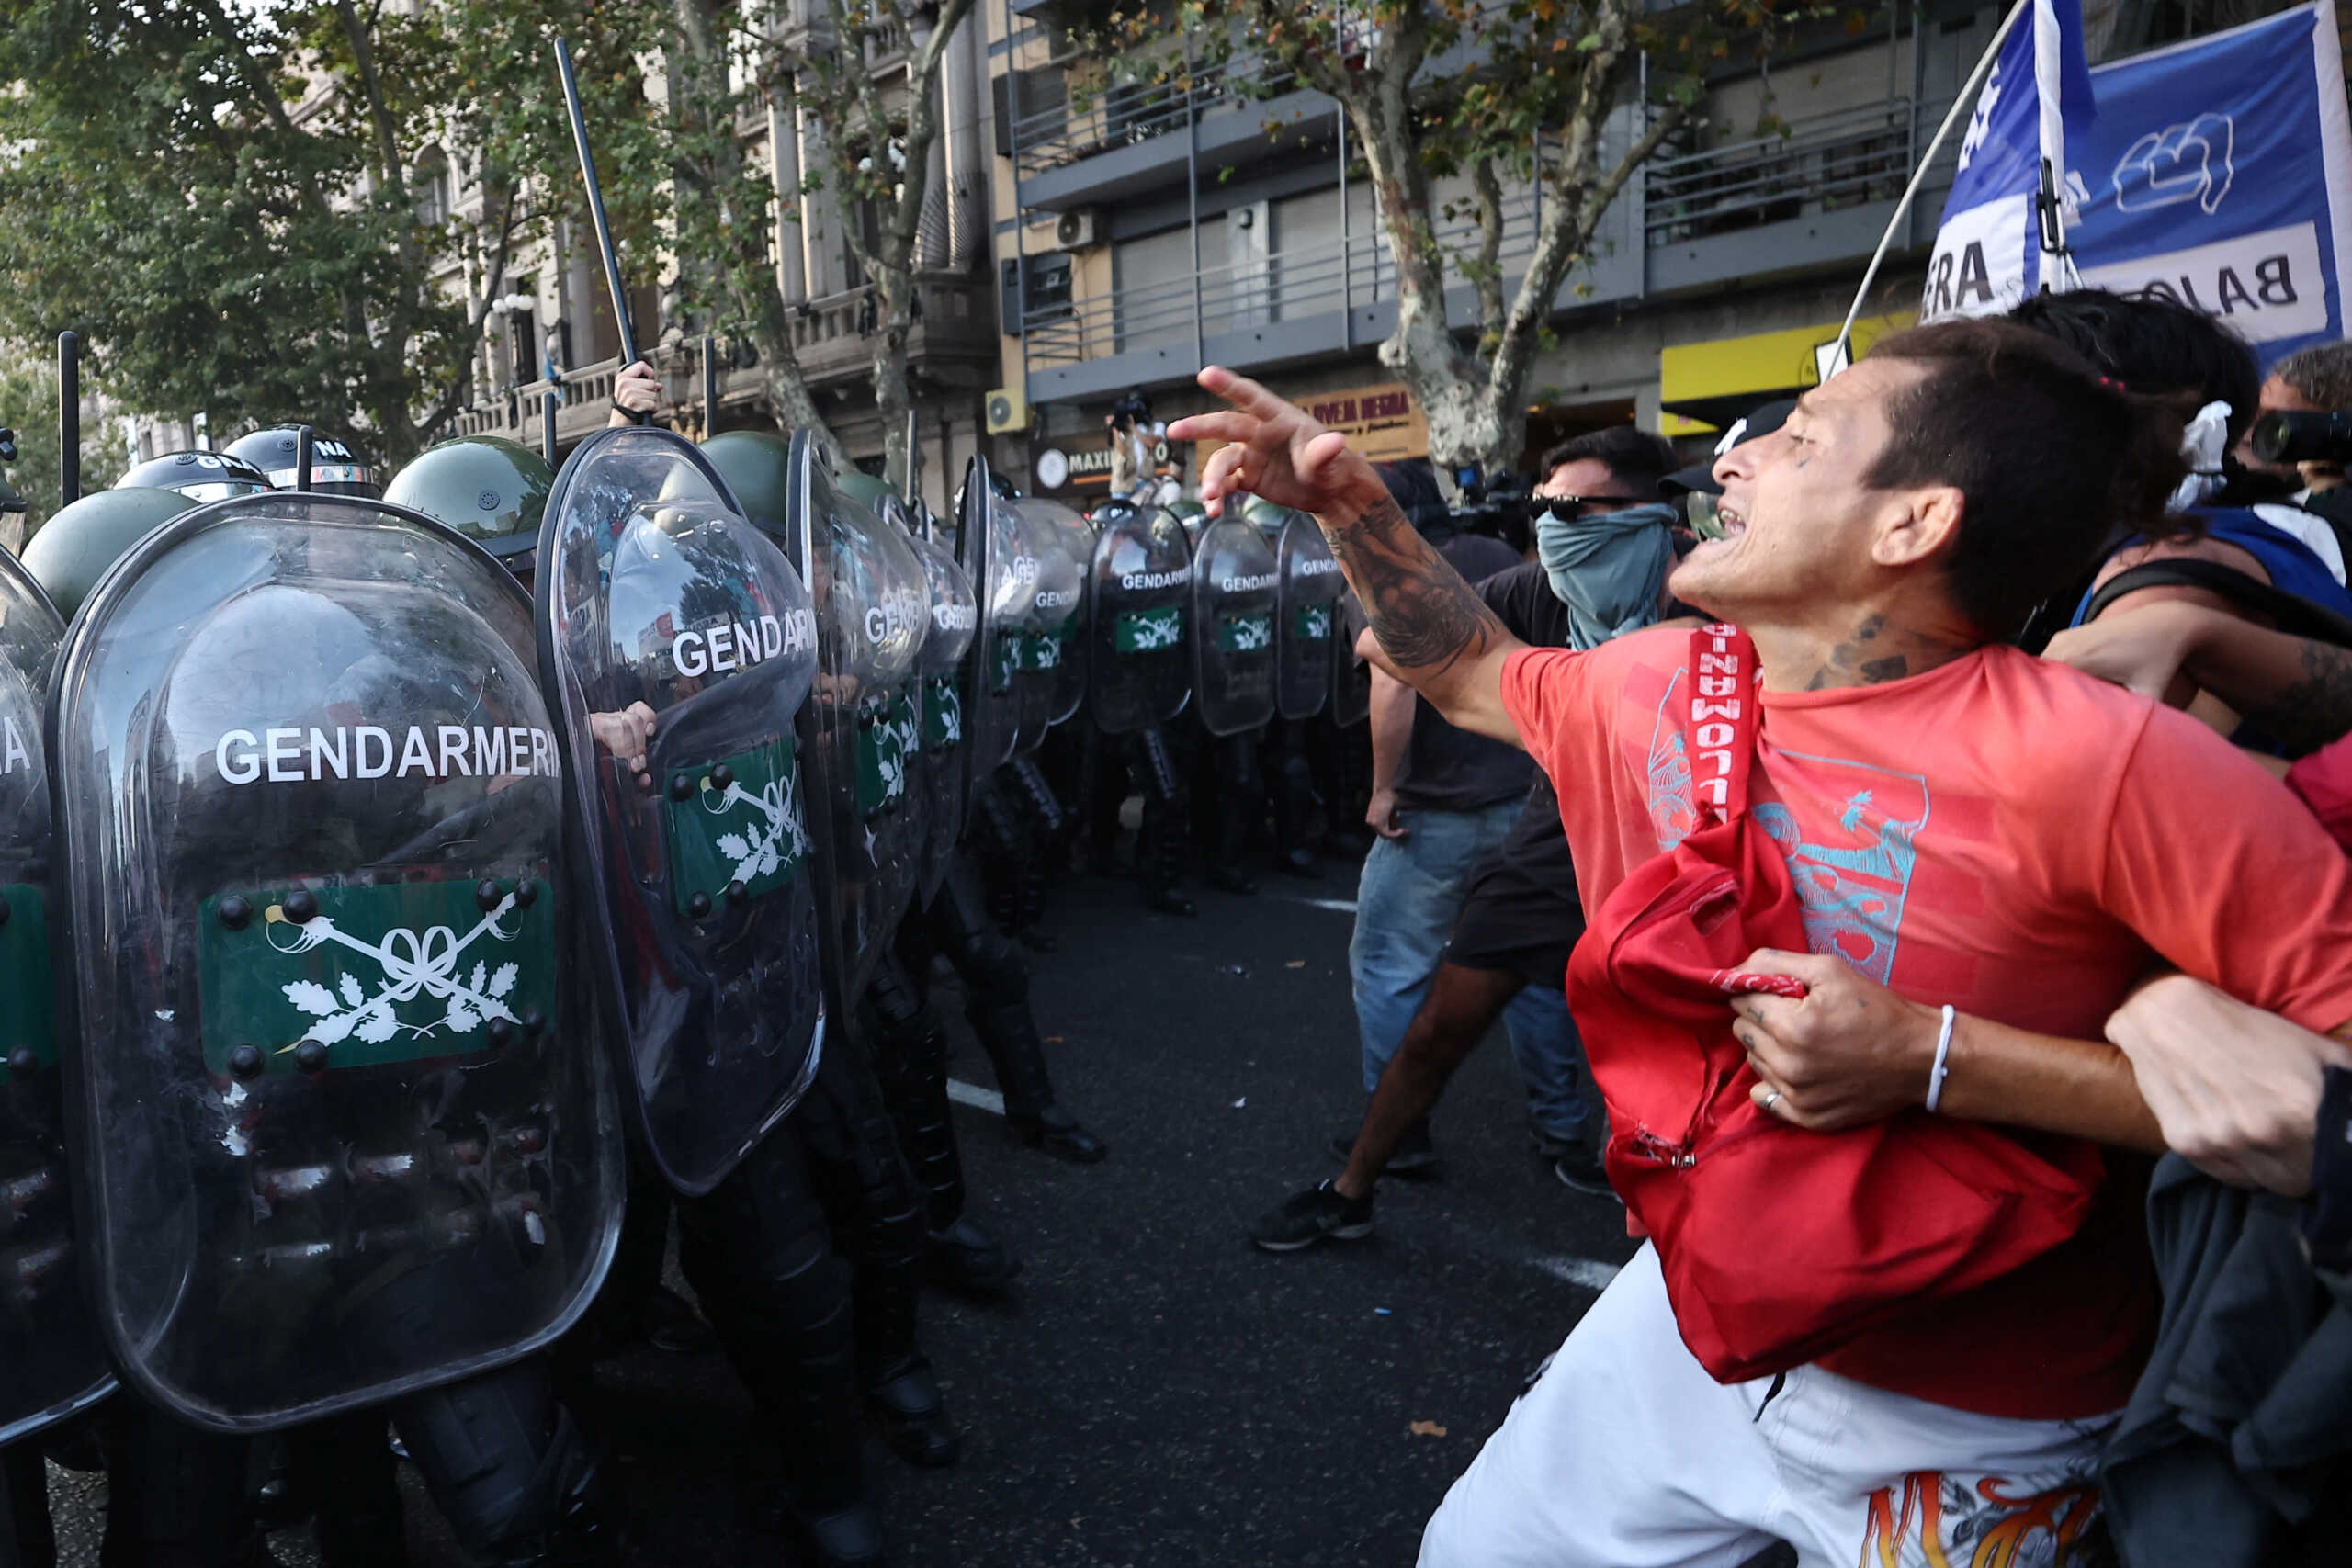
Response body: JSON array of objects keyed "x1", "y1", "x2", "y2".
[
  {"x1": 542, "y1": 388, "x2": 560, "y2": 465},
  {"x1": 57, "y1": 331, "x2": 78, "y2": 509},
  {"x1": 552, "y1": 38, "x2": 649, "y2": 424},
  {"x1": 702, "y1": 333, "x2": 718, "y2": 435},
  {"x1": 294, "y1": 424, "x2": 315, "y2": 492}
]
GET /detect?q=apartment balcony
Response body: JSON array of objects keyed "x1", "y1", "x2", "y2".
[
  {"x1": 452, "y1": 359, "x2": 627, "y2": 449},
  {"x1": 782, "y1": 272, "x2": 1001, "y2": 390},
  {"x1": 1011, "y1": 56, "x2": 1339, "y2": 213},
  {"x1": 1017, "y1": 96, "x2": 1955, "y2": 406}
]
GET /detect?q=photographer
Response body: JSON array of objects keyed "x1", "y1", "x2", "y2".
[{"x1": 2245, "y1": 342, "x2": 2352, "y2": 498}]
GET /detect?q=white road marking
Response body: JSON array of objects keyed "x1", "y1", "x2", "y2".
[
  {"x1": 1271, "y1": 894, "x2": 1358, "y2": 914},
  {"x1": 1531, "y1": 1255, "x2": 1623, "y2": 1292},
  {"x1": 947, "y1": 1078, "x2": 1004, "y2": 1115}
]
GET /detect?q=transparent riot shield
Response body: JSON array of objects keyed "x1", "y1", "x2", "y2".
[
  {"x1": 1330, "y1": 587, "x2": 1372, "y2": 728},
  {"x1": 1273, "y1": 512, "x2": 1343, "y2": 721},
  {"x1": 1006, "y1": 497, "x2": 1090, "y2": 753},
  {"x1": 49, "y1": 494, "x2": 624, "y2": 1433},
  {"x1": 956, "y1": 457, "x2": 1034, "y2": 775},
  {"x1": 789, "y1": 456, "x2": 930, "y2": 1001},
  {"x1": 537, "y1": 427, "x2": 826, "y2": 1197},
  {"x1": 1189, "y1": 513, "x2": 1280, "y2": 737},
  {"x1": 1084, "y1": 502, "x2": 1193, "y2": 738},
  {"x1": 900, "y1": 510, "x2": 978, "y2": 905},
  {"x1": 0, "y1": 553, "x2": 114, "y2": 1447}
]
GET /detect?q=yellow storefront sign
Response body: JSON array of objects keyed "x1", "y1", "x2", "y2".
[
  {"x1": 1659, "y1": 312, "x2": 1913, "y2": 430},
  {"x1": 1196, "y1": 380, "x2": 1429, "y2": 466}
]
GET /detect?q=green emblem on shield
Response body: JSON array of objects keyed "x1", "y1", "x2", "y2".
[
  {"x1": 1292, "y1": 604, "x2": 1333, "y2": 642},
  {"x1": 198, "y1": 878, "x2": 559, "y2": 1076},
  {"x1": 662, "y1": 735, "x2": 808, "y2": 916},
  {"x1": 989, "y1": 633, "x2": 1019, "y2": 694},
  {"x1": 923, "y1": 678, "x2": 963, "y2": 750},
  {"x1": 1216, "y1": 611, "x2": 1274, "y2": 653},
  {"x1": 855, "y1": 682, "x2": 918, "y2": 818},
  {"x1": 0, "y1": 886, "x2": 57, "y2": 1078},
  {"x1": 1114, "y1": 605, "x2": 1184, "y2": 654}
]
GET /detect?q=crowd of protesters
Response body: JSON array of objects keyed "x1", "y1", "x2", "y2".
[{"x1": 1182, "y1": 295, "x2": 2352, "y2": 1566}]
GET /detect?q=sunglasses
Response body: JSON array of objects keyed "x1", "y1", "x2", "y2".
[{"x1": 1536, "y1": 493, "x2": 1654, "y2": 521}]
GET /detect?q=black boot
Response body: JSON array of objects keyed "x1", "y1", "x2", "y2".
[
  {"x1": 923, "y1": 1215, "x2": 1022, "y2": 1294},
  {"x1": 862, "y1": 1354, "x2": 961, "y2": 1469},
  {"x1": 1133, "y1": 728, "x2": 1196, "y2": 915},
  {"x1": 1008, "y1": 1103, "x2": 1109, "y2": 1164}
]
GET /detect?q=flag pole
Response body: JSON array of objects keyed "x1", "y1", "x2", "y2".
[{"x1": 1828, "y1": 0, "x2": 2030, "y2": 371}]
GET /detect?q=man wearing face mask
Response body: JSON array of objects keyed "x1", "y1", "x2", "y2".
[{"x1": 1254, "y1": 426, "x2": 1679, "y2": 1250}]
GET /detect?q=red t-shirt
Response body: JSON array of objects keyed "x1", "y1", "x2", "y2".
[{"x1": 1503, "y1": 627, "x2": 2352, "y2": 1419}]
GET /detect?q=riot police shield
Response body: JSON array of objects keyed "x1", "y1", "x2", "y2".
[
  {"x1": 789, "y1": 451, "x2": 930, "y2": 1001},
  {"x1": 49, "y1": 494, "x2": 625, "y2": 1433},
  {"x1": 899, "y1": 508, "x2": 978, "y2": 905},
  {"x1": 537, "y1": 426, "x2": 827, "y2": 1196},
  {"x1": 1005, "y1": 498, "x2": 1089, "y2": 754},
  {"x1": 1083, "y1": 501, "x2": 1193, "y2": 738},
  {"x1": 0, "y1": 553, "x2": 114, "y2": 1447},
  {"x1": 1189, "y1": 513, "x2": 1279, "y2": 737},
  {"x1": 956, "y1": 457, "x2": 1034, "y2": 776},
  {"x1": 1273, "y1": 511, "x2": 1342, "y2": 721},
  {"x1": 1330, "y1": 587, "x2": 1372, "y2": 727}
]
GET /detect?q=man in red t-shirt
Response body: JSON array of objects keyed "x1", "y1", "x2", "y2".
[{"x1": 1169, "y1": 321, "x2": 2352, "y2": 1567}]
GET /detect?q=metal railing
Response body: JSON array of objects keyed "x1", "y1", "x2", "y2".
[
  {"x1": 1011, "y1": 52, "x2": 1297, "y2": 176},
  {"x1": 1023, "y1": 200, "x2": 1540, "y2": 363},
  {"x1": 1022, "y1": 95, "x2": 1959, "y2": 364},
  {"x1": 1645, "y1": 97, "x2": 1953, "y2": 248}
]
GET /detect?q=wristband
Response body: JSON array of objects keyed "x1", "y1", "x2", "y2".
[{"x1": 1924, "y1": 1005, "x2": 1956, "y2": 1114}]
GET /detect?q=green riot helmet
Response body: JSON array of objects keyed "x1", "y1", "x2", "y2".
[
  {"x1": 225, "y1": 427, "x2": 383, "y2": 498},
  {"x1": 700, "y1": 430, "x2": 794, "y2": 536},
  {"x1": 115, "y1": 451, "x2": 272, "y2": 504},
  {"x1": 20, "y1": 488, "x2": 200, "y2": 620},
  {"x1": 1238, "y1": 491, "x2": 1299, "y2": 540},
  {"x1": 383, "y1": 435, "x2": 553, "y2": 574},
  {"x1": 831, "y1": 469, "x2": 899, "y2": 516}
]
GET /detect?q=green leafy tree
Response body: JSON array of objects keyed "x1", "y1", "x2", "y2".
[
  {"x1": 1083, "y1": 0, "x2": 1807, "y2": 475},
  {"x1": 0, "y1": 0, "x2": 654, "y2": 464},
  {"x1": 0, "y1": 347, "x2": 126, "y2": 542},
  {"x1": 661, "y1": 0, "x2": 978, "y2": 490}
]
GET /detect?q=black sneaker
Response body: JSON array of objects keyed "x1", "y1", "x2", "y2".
[
  {"x1": 1328, "y1": 1116, "x2": 1442, "y2": 1180},
  {"x1": 1250, "y1": 1180, "x2": 1374, "y2": 1252},
  {"x1": 1554, "y1": 1147, "x2": 1619, "y2": 1200}
]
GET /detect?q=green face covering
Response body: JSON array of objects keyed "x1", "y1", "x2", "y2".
[{"x1": 1534, "y1": 502, "x2": 1679, "y2": 651}]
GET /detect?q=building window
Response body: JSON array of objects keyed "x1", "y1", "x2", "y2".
[
  {"x1": 414, "y1": 161, "x2": 451, "y2": 227},
  {"x1": 1024, "y1": 253, "x2": 1073, "y2": 323}
]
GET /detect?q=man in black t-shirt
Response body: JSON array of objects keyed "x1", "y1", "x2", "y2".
[{"x1": 1258, "y1": 427, "x2": 1680, "y2": 1248}]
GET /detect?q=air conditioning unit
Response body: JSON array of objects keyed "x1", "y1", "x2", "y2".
[
  {"x1": 1054, "y1": 208, "x2": 1104, "y2": 252},
  {"x1": 985, "y1": 386, "x2": 1029, "y2": 435}
]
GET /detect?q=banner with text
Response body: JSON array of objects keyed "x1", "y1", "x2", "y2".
[{"x1": 1923, "y1": 1, "x2": 2352, "y2": 367}]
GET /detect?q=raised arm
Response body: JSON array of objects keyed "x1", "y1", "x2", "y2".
[
  {"x1": 1168, "y1": 368, "x2": 1528, "y2": 745},
  {"x1": 2044, "y1": 599, "x2": 2352, "y2": 756}
]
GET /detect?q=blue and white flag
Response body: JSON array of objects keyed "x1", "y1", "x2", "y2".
[
  {"x1": 1925, "y1": 1, "x2": 2352, "y2": 367},
  {"x1": 1922, "y1": 0, "x2": 2098, "y2": 319}
]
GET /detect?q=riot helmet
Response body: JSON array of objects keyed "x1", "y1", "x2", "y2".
[
  {"x1": 386, "y1": 436, "x2": 554, "y2": 578},
  {"x1": 700, "y1": 430, "x2": 793, "y2": 536},
  {"x1": 22, "y1": 487, "x2": 201, "y2": 620},
  {"x1": 226, "y1": 428, "x2": 383, "y2": 499},
  {"x1": 117, "y1": 450, "x2": 273, "y2": 504}
]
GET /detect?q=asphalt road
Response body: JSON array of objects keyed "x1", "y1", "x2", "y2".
[{"x1": 45, "y1": 858, "x2": 1657, "y2": 1567}]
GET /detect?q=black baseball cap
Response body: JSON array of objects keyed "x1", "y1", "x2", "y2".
[{"x1": 1660, "y1": 398, "x2": 1797, "y2": 497}]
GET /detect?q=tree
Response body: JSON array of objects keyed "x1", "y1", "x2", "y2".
[
  {"x1": 661, "y1": 0, "x2": 977, "y2": 491},
  {"x1": 1083, "y1": 0, "x2": 1803, "y2": 476},
  {"x1": 0, "y1": 0, "x2": 651, "y2": 465}
]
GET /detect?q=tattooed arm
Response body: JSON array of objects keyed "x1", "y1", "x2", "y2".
[
  {"x1": 2045, "y1": 600, "x2": 2352, "y2": 755},
  {"x1": 1168, "y1": 368, "x2": 1530, "y2": 745}
]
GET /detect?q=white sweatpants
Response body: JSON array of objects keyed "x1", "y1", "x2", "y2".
[{"x1": 1419, "y1": 1246, "x2": 2117, "y2": 1568}]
